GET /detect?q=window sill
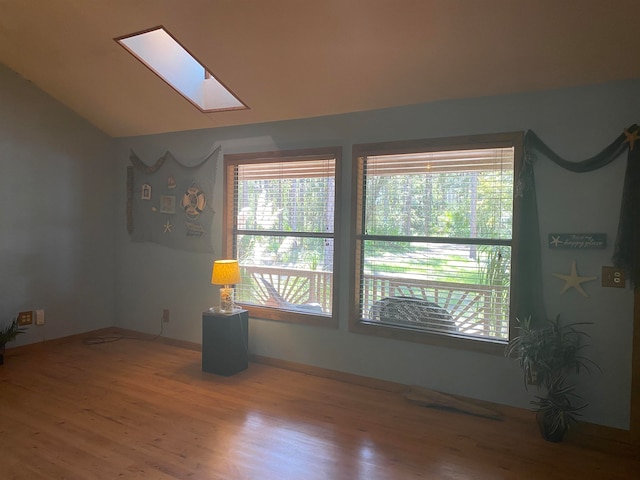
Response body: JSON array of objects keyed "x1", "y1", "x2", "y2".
[
  {"x1": 241, "y1": 304, "x2": 339, "y2": 329},
  {"x1": 350, "y1": 319, "x2": 508, "y2": 355}
]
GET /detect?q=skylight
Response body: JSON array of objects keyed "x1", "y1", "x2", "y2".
[{"x1": 115, "y1": 26, "x2": 246, "y2": 113}]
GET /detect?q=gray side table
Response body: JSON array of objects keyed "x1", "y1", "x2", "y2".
[{"x1": 202, "y1": 309, "x2": 248, "y2": 376}]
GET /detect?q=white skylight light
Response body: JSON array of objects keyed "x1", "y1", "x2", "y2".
[{"x1": 116, "y1": 26, "x2": 246, "y2": 113}]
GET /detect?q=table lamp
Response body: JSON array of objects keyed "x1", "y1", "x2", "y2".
[{"x1": 211, "y1": 259, "x2": 241, "y2": 313}]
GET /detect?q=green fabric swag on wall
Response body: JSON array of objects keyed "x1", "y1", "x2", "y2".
[{"x1": 515, "y1": 124, "x2": 640, "y2": 325}]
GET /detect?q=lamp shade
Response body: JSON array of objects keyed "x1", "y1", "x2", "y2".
[{"x1": 211, "y1": 260, "x2": 241, "y2": 286}]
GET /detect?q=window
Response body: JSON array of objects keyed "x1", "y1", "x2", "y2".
[
  {"x1": 223, "y1": 148, "x2": 340, "y2": 327},
  {"x1": 350, "y1": 133, "x2": 522, "y2": 353},
  {"x1": 115, "y1": 26, "x2": 247, "y2": 113}
]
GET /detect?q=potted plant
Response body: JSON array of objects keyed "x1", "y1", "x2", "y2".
[
  {"x1": 0, "y1": 318, "x2": 26, "y2": 365},
  {"x1": 505, "y1": 315, "x2": 598, "y2": 442}
]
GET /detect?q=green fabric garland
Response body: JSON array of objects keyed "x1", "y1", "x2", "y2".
[{"x1": 515, "y1": 124, "x2": 639, "y2": 325}]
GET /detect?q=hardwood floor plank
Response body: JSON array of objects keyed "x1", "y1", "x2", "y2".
[{"x1": 1, "y1": 338, "x2": 638, "y2": 479}]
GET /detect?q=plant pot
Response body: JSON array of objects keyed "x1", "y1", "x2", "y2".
[
  {"x1": 0, "y1": 343, "x2": 5, "y2": 365},
  {"x1": 536, "y1": 411, "x2": 566, "y2": 442}
]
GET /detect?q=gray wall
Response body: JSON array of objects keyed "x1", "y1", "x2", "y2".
[
  {"x1": 115, "y1": 79, "x2": 639, "y2": 430},
  {"x1": 0, "y1": 64, "x2": 116, "y2": 344}
]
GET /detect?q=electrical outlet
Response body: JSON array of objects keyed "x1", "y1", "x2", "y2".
[
  {"x1": 162, "y1": 309, "x2": 170, "y2": 323},
  {"x1": 602, "y1": 266, "x2": 625, "y2": 288},
  {"x1": 18, "y1": 311, "x2": 33, "y2": 326}
]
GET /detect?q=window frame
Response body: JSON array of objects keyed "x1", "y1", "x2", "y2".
[
  {"x1": 223, "y1": 147, "x2": 341, "y2": 328},
  {"x1": 349, "y1": 132, "x2": 523, "y2": 354}
]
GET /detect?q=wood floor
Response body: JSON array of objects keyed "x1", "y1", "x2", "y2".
[{"x1": 1, "y1": 336, "x2": 638, "y2": 480}]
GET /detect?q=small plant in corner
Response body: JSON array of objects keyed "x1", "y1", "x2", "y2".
[
  {"x1": 505, "y1": 315, "x2": 599, "y2": 442},
  {"x1": 0, "y1": 318, "x2": 26, "y2": 365}
]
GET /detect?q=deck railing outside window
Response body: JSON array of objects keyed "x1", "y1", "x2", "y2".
[{"x1": 240, "y1": 266, "x2": 508, "y2": 341}]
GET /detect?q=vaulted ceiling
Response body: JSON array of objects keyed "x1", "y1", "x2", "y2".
[{"x1": 1, "y1": 0, "x2": 638, "y2": 138}]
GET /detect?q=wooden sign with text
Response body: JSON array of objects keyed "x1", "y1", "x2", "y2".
[{"x1": 548, "y1": 233, "x2": 606, "y2": 249}]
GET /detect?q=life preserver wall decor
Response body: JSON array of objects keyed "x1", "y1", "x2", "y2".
[
  {"x1": 182, "y1": 182, "x2": 207, "y2": 219},
  {"x1": 126, "y1": 146, "x2": 219, "y2": 253}
]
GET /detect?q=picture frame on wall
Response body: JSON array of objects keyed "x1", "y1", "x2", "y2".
[
  {"x1": 160, "y1": 195, "x2": 176, "y2": 214},
  {"x1": 141, "y1": 183, "x2": 152, "y2": 200}
]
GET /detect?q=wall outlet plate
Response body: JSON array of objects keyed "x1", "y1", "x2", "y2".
[
  {"x1": 18, "y1": 311, "x2": 33, "y2": 326},
  {"x1": 35, "y1": 309, "x2": 45, "y2": 325},
  {"x1": 602, "y1": 266, "x2": 625, "y2": 288}
]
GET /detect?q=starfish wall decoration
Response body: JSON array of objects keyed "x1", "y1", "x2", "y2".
[
  {"x1": 549, "y1": 235, "x2": 562, "y2": 247},
  {"x1": 163, "y1": 220, "x2": 173, "y2": 233},
  {"x1": 552, "y1": 260, "x2": 597, "y2": 298},
  {"x1": 623, "y1": 127, "x2": 640, "y2": 151}
]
